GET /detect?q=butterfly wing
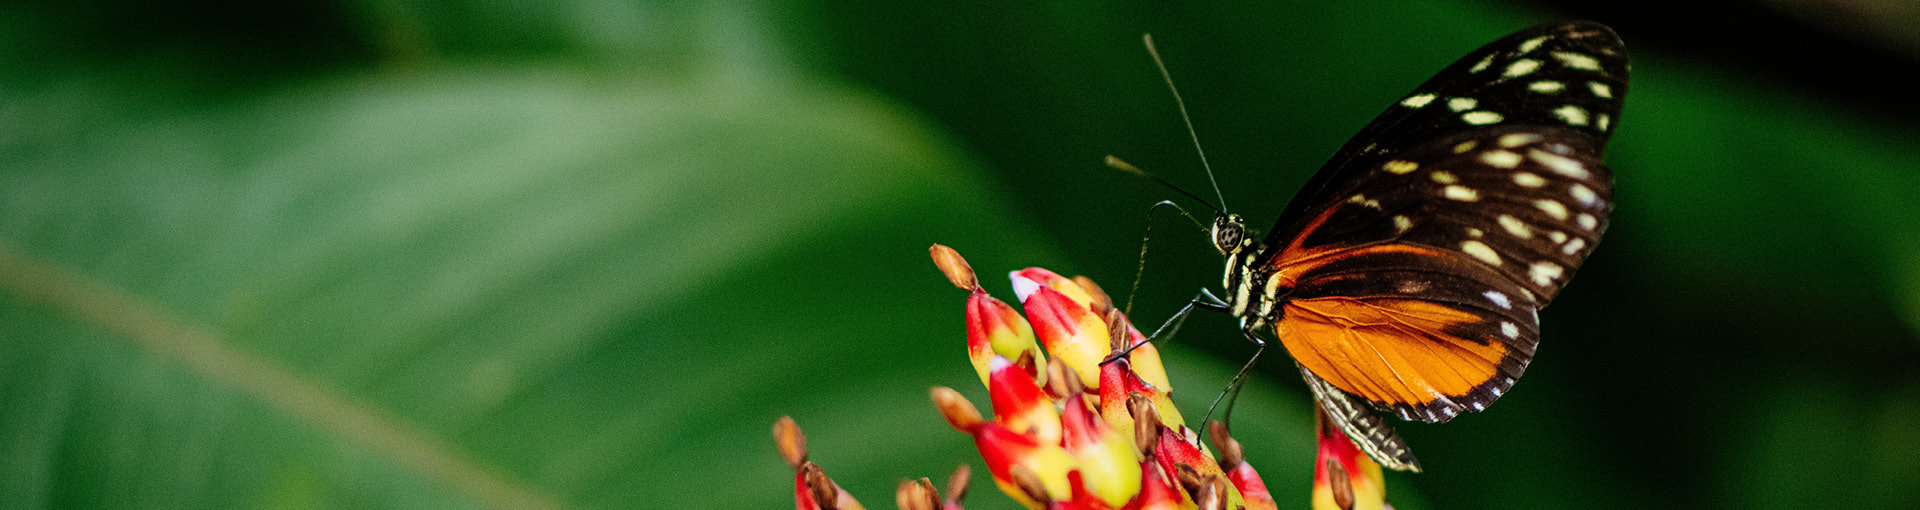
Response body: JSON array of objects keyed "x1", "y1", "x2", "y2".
[{"x1": 1261, "y1": 21, "x2": 1628, "y2": 424}]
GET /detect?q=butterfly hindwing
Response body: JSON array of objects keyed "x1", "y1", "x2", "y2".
[
  {"x1": 1274, "y1": 240, "x2": 1539, "y2": 422},
  {"x1": 1251, "y1": 22, "x2": 1627, "y2": 425}
]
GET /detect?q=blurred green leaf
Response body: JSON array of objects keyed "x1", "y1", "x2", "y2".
[{"x1": 0, "y1": 62, "x2": 1053, "y2": 507}]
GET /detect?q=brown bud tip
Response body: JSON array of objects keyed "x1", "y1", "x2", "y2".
[
  {"x1": 930, "y1": 244, "x2": 979, "y2": 291},
  {"x1": 1072, "y1": 276, "x2": 1113, "y2": 310},
  {"x1": 1129, "y1": 396, "x2": 1163, "y2": 453},
  {"x1": 803, "y1": 463, "x2": 839, "y2": 510},
  {"x1": 1134, "y1": 427, "x2": 1159, "y2": 457},
  {"x1": 1328, "y1": 458, "x2": 1355, "y2": 510},
  {"x1": 774, "y1": 416, "x2": 808, "y2": 467},
  {"x1": 1046, "y1": 357, "x2": 1083, "y2": 398},
  {"x1": 1009, "y1": 465, "x2": 1052, "y2": 504},
  {"x1": 1206, "y1": 421, "x2": 1245, "y2": 467},
  {"x1": 1102, "y1": 307, "x2": 1131, "y2": 352},
  {"x1": 931, "y1": 387, "x2": 984, "y2": 431},
  {"x1": 896, "y1": 478, "x2": 939, "y2": 510},
  {"x1": 944, "y1": 465, "x2": 972, "y2": 505},
  {"x1": 1174, "y1": 462, "x2": 1203, "y2": 493},
  {"x1": 1199, "y1": 476, "x2": 1233, "y2": 510}
]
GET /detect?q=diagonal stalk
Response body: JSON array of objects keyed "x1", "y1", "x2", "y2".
[{"x1": 0, "y1": 243, "x2": 564, "y2": 510}]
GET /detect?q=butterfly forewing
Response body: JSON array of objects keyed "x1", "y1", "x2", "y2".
[
  {"x1": 1249, "y1": 22, "x2": 1627, "y2": 425},
  {"x1": 1265, "y1": 21, "x2": 1627, "y2": 266}
]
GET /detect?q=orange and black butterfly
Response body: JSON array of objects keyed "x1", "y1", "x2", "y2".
[{"x1": 1197, "y1": 21, "x2": 1627, "y2": 471}]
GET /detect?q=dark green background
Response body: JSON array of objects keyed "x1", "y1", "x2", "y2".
[{"x1": 2, "y1": 0, "x2": 1917, "y2": 508}]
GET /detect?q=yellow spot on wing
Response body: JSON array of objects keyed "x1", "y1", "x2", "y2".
[
  {"x1": 1504, "y1": 59, "x2": 1542, "y2": 77},
  {"x1": 1534, "y1": 199, "x2": 1569, "y2": 220},
  {"x1": 1480, "y1": 150, "x2": 1523, "y2": 169},
  {"x1": 1461, "y1": 240, "x2": 1501, "y2": 265},
  {"x1": 1554, "y1": 51, "x2": 1602, "y2": 71},
  {"x1": 1461, "y1": 111, "x2": 1504, "y2": 125},
  {"x1": 1444, "y1": 185, "x2": 1480, "y2": 201}
]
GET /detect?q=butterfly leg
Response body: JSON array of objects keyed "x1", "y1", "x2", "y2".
[
  {"x1": 1201, "y1": 328, "x2": 1266, "y2": 428},
  {"x1": 1101, "y1": 289, "x2": 1230, "y2": 365}
]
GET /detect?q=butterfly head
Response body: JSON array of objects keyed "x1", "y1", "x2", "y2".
[{"x1": 1210, "y1": 214, "x2": 1251, "y2": 256}]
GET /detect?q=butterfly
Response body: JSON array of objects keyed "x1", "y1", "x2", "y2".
[{"x1": 1200, "y1": 21, "x2": 1629, "y2": 471}]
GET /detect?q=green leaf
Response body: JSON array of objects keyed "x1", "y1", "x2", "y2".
[{"x1": 0, "y1": 66, "x2": 1057, "y2": 507}]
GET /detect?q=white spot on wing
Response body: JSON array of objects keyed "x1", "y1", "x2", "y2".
[
  {"x1": 1553, "y1": 105, "x2": 1591, "y2": 126},
  {"x1": 1384, "y1": 160, "x2": 1420, "y2": 174},
  {"x1": 1534, "y1": 199, "x2": 1570, "y2": 220},
  {"x1": 1518, "y1": 36, "x2": 1548, "y2": 53},
  {"x1": 1469, "y1": 53, "x2": 1497, "y2": 73},
  {"x1": 1454, "y1": 141, "x2": 1479, "y2": 154},
  {"x1": 1482, "y1": 291, "x2": 1512, "y2": 310},
  {"x1": 1512, "y1": 172, "x2": 1547, "y2": 188},
  {"x1": 1448, "y1": 97, "x2": 1479, "y2": 112},
  {"x1": 1499, "y1": 133, "x2": 1542, "y2": 148},
  {"x1": 1577, "y1": 213, "x2": 1599, "y2": 230},
  {"x1": 1430, "y1": 171, "x2": 1459, "y2": 184},
  {"x1": 1501, "y1": 321, "x2": 1520, "y2": 339},
  {"x1": 1393, "y1": 215, "x2": 1413, "y2": 233},
  {"x1": 1461, "y1": 240, "x2": 1501, "y2": 265},
  {"x1": 1481, "y1": 150, "x2": 1523, "y2": 168},
  {"x1": 1553, "y1": 51, "x2": 1602, "y2": 71},
  {"x1": 1529, "y1": 80, "x2": 1565, "y2": 93},
  {"x1": 1588, "y1": 81, "x2": 1613, "y2": 98},
  {"x1": 1563, "y1": 237, "x2": 1587, "y2": 255},
  {"x1": 1483, "y1": 290, "x2": 1512, "y2": 309},
  {"x1": 1528, "y1": 149, "x2": 1591, "y2": 179},
  {"x1": 1570, "y1": 184, "x2": 1599, "y2": 206},
  {"x1": 1529, "y1": 261, "x2": 1565, "y2": 287},
  {"x1": 1467, "y1": 227, "x2": 1484, "y2": 238},
  {"x1": 1598, "y1": 113, "x2": 1612, "y2": 132},
  {"x1": 1547, "y1": 231, "x2": 1568, "y2": 243},
  {"x1": 1462, "y1": 111, "x2": 1504, "y2": 125},
  {"x1": 1504, "y1": 59, "x2": 1543, "y2": 77},
  {"x1": 1444, "y1": 185, "x2": 1481, "y2": 201},
  {"x1": 1497, "y1": 214, "x2": 1531, "y2": 238},
  {"x1": 1402, "y1": 93, "x2": 1437, "y2": 108}
]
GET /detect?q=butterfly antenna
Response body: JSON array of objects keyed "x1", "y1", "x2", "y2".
[
  {"x1": 1143, "y1": 33, "x2": 1228, "y2": 214},
  {"x1": 1105, "y1": 156, "x2": 1220, "y2": 217},
  {"x1": 1104, "y1": 157, "x2": 1214, "y2": 317}
]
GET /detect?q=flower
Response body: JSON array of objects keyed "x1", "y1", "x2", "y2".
[
  {"x1": 772, "y1": 244, "x2": 1394, "y2": 509},
  {"x1": 1312, "y1": 407, "x2": 1389, "y2": 510}
]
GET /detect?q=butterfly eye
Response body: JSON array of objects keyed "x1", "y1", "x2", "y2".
[{"x1": 1212, "y1": 215, "x2": 1246, "y2": 254}]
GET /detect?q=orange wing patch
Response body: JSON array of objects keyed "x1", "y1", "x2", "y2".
[{"x1": 1278, "y1": 296, "x2": 1507, "y2": 421}]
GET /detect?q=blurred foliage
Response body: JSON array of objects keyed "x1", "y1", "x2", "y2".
[{"x1": 0, "y1": 0, "x2": 1917, "y2": 509}]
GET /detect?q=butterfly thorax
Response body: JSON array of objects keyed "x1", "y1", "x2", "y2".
[{"x1": 1215, "y1": 214, "x2": 1289, "y2": 331}]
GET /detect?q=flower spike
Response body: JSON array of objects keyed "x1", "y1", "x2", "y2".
[{"x1": 780, "y1": 247, "x2": 1399, "y2": 509}]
